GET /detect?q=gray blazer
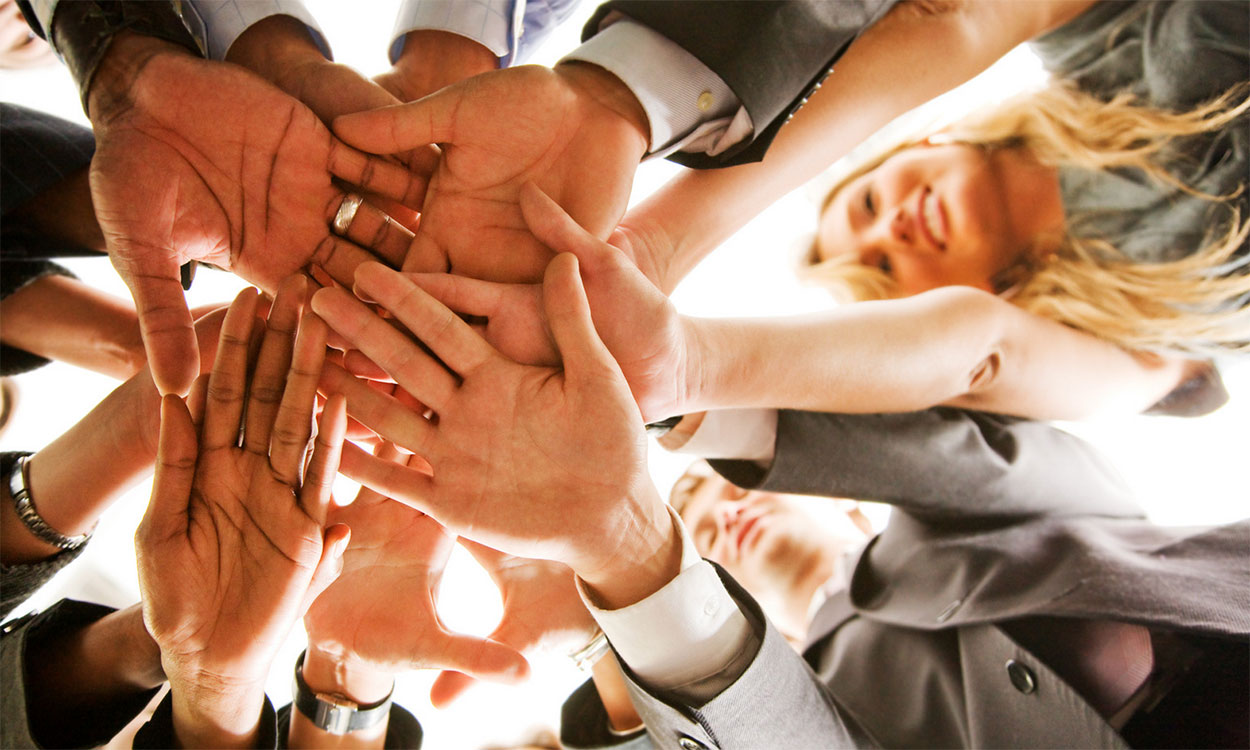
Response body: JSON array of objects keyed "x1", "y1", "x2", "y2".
[{"x1": 562, "y1": 409, "x2": 1250, "y2": 749}]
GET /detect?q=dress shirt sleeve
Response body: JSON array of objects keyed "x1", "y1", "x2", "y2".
[
  {"x1": 667, "y1": 408, "x2": 778, "y2": 463},
  {"x1": 577, "y1": 507, "x2": 758, "y2": 702},
  {"x1": 561, "y1": 18, "x2": 748, "y2": 158},
  {"x1": 390, "y1": 0, "x2": 582, "y2": 66},
  {"x1": 185, "y1": 0, "x2": 330, "y2": 60}
]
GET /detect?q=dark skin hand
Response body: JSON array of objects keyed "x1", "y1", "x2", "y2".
[{"x1": 84, "y1": 32, "x2": 423, "y2": 397}]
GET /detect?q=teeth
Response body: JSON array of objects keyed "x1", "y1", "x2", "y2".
[{"x1": 923, "y1": 191, "x2": 945, "y2": 248}]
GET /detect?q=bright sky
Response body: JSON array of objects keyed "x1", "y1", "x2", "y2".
[{"x1": 1, "y1": 2, "x2": 1246, "y2": 748}]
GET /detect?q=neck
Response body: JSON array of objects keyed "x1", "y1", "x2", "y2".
[
  {"x1": 990, "y1": 146, "x2": 1066, "y2": 258},
  {"x1": 769, "y1": 556, "x2": 838, "y2": 642}
]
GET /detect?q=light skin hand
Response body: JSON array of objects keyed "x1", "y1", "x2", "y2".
[
  {"x1": 406, "y1": 184, "x2": 695, "y2": 422},
  {"x1": 332, "y1": 62, "x2": 649, "y2": 282},
  {"x1": 135, "y1": 280, "x2": 350, "y2": 749},
  {"x1": 85, "y1": 32, "x2": 423, "y2": 396},
  {"x1": 429, "y1": 540, "x2": 596, "y2": 707},
  {"x1": 302, "y1": 442, "x2": 529, "y2": 705},
  {"x1": 311, "y1": 256, "x2": 680, "y2": 609}
]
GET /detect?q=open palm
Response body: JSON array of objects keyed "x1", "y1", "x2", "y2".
[{"x1": 90, "y1": 50, "x2": 422, "y2": 396}]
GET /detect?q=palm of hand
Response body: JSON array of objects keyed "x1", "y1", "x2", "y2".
[
  {"x1": 490, "y1": 555, "x2": 594, "y2": 654},
  {"x1": 425, "y1": 359, "x2": 648, "y2": 570},
  {"x1": 141, "y1": 445, "x2": 323, "y2": 683},
  {"x1": 91, "y1": 54, "x2": 347, "y2": 290},
  {"x1": 404, "y1": 67, "x2": 638, "y2": 281},
  {"x1": 304, "y1": 494, "x2": 459, "y2": 670}
]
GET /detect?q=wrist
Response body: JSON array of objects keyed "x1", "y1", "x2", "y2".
[
  {"x1": 168, "y1": 672, "x2": 267, "y2": 749},
  {"x1": 86, "y1": 31, "x2": 194, "y2": 122},
  {"x1": 385, "y1": 30, "x2": 497, "y2": 101},
  {"x1": 302, "y1": 645, "x2": 396, "y2": 706},
  {"x1": 577, "y1": 488, "x2": 682, "y2": 610},
  {"x1": 226, "y1": 15, "x2": 325, "y2": 91},
  {"x1": 554, "y1": 61, "x2": 650, "y2": 152}
]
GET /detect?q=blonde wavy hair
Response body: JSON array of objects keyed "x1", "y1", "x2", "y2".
[{"x1": 805, "y1": 81, "x2": 1250, "y2": 355}]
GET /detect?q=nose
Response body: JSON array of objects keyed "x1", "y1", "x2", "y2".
[{"x1": 890, "y1": 206, "x2": 913, "y2": 244}]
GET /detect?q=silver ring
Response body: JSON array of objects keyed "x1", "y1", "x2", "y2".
[{"x1": 333, "y1": 193, "x2": 364, "y2": 235}]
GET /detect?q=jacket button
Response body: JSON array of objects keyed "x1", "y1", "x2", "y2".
[
  {"x1": 678, "y1": 737, "x2": 707, "y2": 750},
  {"x1": 1006, "y1": 659, "x2": 1037, "y2": 694}
]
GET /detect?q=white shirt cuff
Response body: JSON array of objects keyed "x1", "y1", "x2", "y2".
[
  {"x1": 26, "y1": 0, "x2": 56, "y2": 41},
  {"x1": 578, "y1": 507, "x2": 754, "y2": 693},
  {"x1": 187, "y1": 0, "x2": 330, "y2": 60},
  {"x1": 674, "y1": 409, "x2": 778, "y2": 463},
  {"x1": 389, "y1": 0, "x2": 515, "y2": 63},
  {"x1": 561, "y1": 18, "x2": 746, "y2": 156}
]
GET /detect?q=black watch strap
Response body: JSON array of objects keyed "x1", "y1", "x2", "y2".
[
  {"x1": 645, "y1": 415, "x2": 683, "y2": 438},
  {"x1": 292, "y1": 651, "x2": 393, "y2": 735},
  {"x1": 47, "y1": 1, "x2": 204, "y2": 110}
]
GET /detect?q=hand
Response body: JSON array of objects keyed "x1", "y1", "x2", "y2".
[
  {"x1": 313, "y1": 257, "x2": 679, "y2": 608},
  {"x1": 333, "y1": 62, "x2": 649, "y2": 282},
  {"x1": 408, "y1": 184, "x2": 694, "y2": 421},
  {"x1": 430, "y1": 541, "x2": 595, "y2": 707},
  {"x1": 303, "y1": 442, "x2": 528, "y2": 699},
  {"x1": 86, "y1": 33, "x2": 423, "y2": 396},
  {"x1": 135, "y1": 279, "x2": 350, "y2": 748},
  {"x1": 374, "y1": 30, "x2": 498, "y2": 103}
]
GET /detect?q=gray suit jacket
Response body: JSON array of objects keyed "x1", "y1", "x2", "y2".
[{"x1": 562, "y1": 409, "x2": 1250, "y2": 749}]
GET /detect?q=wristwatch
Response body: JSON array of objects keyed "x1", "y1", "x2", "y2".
[{"x1": 292, "y1": 651, "x2": 393, "y2": 735}]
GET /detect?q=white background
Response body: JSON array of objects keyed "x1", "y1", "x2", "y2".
[{"x1": 1, "y1": 2, "x2": 1246, "y2": 748}]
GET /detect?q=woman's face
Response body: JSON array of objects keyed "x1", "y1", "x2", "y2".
[{"x1": 815, "y1": 143, "x2": 1040, "y2": 296}]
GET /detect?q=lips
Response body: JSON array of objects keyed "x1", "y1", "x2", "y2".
[
  {"x1": 734, "y1": 510, "x2": 766, "y2": 555},
  {"x1": 917, "y1": 187, "x2": 948, "y2": 251}
]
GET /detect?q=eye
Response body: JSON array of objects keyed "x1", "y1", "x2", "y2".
[
  {"x1": 863, "y1": 186, "x2": 876, "y2": 217},
  {"x1": 693, "y1": 516, "x2": 717, "y2": 554}
]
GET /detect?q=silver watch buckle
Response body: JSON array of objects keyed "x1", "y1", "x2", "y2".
[{"x1": 314, "y1": 692, "x2": 359, "y2": 735}]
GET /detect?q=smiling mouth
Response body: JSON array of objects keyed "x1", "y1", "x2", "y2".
[
  {"x1": 918, "y1": 187, "x2": 947, "y2": 251},
  {"x1": 735, "y1": 513, "x2": 763, "y2": 554}
]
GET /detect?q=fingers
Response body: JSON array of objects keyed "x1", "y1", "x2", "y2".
[
  {"x1": 332, "y1": 93, "x2": 458, "y2": 156},
  {"x1": 311, "y1": 285, "x2": 459, "y2": 412},
  {"x1": 268, "y1": 314, "x2": 329, "y2": 485},
  {"x1": 429, "y1": 670, "x2": 476, "y2": 708},
  {"x1": 243, "y1": 276, "x2": 306, "y2": 455},
  {"x1": 201, "y1": 288, "x2": 260, "y2": 450},
  {"x1": 300, "y1": 394, "x2": 347, "y2": 524},
  {"x1": 419, "y1": 634, "x2": 529, "y2": 701},
  {"x1": 542, "y1": 254, "x2": 618, "y2": 381},
  {"x1": 119, "y1": 260, "x2": 200, "y2": 397},
  {"x1": 311, "y1": 234, "x2": 391, "y2": 290},
  {"x1": 353, "y1": 263, "x2": 495, "y2": 377},
  {"x1": 327, "y1": 193, "x2": 414, "y2": 268},
  {"x1": 339, "y1": 441, "x2": 435, "y2": 513},
  {"x1": 320, "y1": 362, "x2": 435, "y2": 454},
  {"x1": 343, "y1": 349, "x2": 394, "y2": 381},
  {"x1": 141, "y1": 394, "x2": 199, "y2": 539},
  {"x1": 405, "y1": 272, "x2": 508, "y2": 319},
  {"x1": 326, "y1": 138, "x2": 427, "y2": 208}
]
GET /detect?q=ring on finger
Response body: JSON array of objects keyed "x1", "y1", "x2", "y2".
[{"x1": 333, "y1": 193, "x2": 364, "y2": 235}]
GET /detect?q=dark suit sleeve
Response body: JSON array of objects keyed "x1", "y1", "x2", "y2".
[
  {"x1": 581, "y1": 0, "x2": 899, "y2": 167},
  {"x1": 710, "y1": 408, "x2": 1144, "y2": 521}
]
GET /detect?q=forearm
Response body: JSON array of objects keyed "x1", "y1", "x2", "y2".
[
  {"x1": 286, "y1": 647, "x2": 392, "y2": 749},
  {"x1": 377, "y1": 30, "x2": 498, "y2": 103},
  {"x1": 224, "y1": 15, "x2": 325, "y2": 92},
  {"x1": 2, "y1": 371, "x2": 159, "y2": 564},
  {"x1": 682, "y1": 288, "x2": 1186, "y2": 420},
  {"x1": 0, "y1": 274, "x2": 143, "y2": 378},
  {"x1": 167, "y1": 677, "x2": 268, "y2": 749},
  {"x1": 5, "y1": 167, "x2": 106, "y2": 253}
]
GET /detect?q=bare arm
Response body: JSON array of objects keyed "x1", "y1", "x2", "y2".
[
  {"x1": 685, "y1": 286, "x2": 1187, "y2": 421},
  {"x1": 625, "y1": 0, "x2": 1096, "y2": 292}
]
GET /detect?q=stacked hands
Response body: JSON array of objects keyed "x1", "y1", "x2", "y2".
[{"x1": 84, "y1": 20, "x2": 694, "y2": 748}]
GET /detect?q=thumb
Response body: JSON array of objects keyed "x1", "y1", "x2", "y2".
[
  {"x1": 116, "y1": 256, "x2": 199, "y2": 396},
  {"x1": 519, "y1": 183, "x2": 614, "y2": 273},
  {"x1": 332, "y1": 90, "x2": 459, "y2": 155},
  {"x1": 542, "y1": 253, "x2": 618, "y2": 382},
  {"x1": 423, "y1": 632, "x2": 530, "y2": 708},
  {"x1": 300, "y1": 524, "x2": 352, "y2": 616},
  {"x1": 141, "y1": 394, "x2": 198, "y2": 539}
]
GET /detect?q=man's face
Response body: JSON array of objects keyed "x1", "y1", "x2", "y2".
[{"x1": 672, "y1": 470, "x2": 870, "y2": 609}]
